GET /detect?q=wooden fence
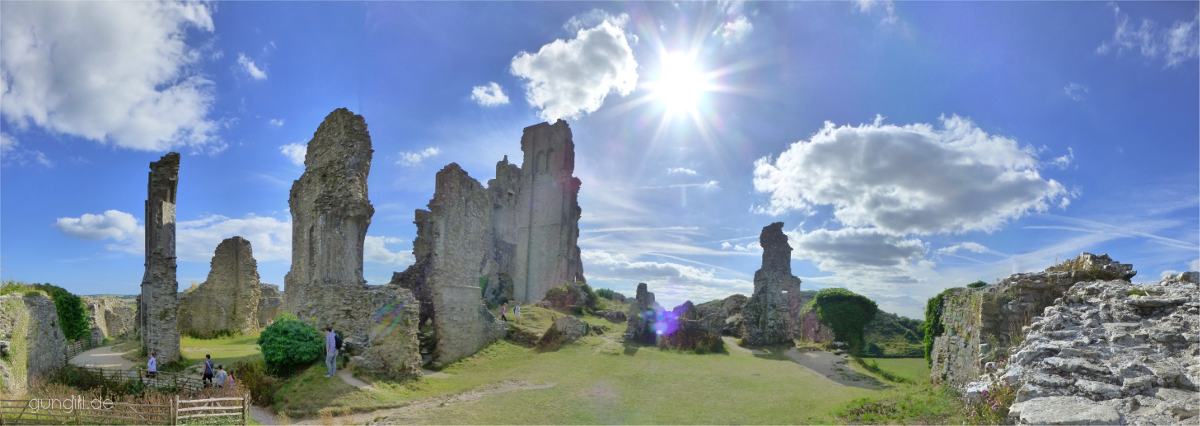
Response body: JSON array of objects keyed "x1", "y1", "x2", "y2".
[
  {"x1": 71, "y1": 366, "x2": 206, "y2": 393},
  {"x1": 63, "y1": 340, "x2": 95, "y2": 360},
  {"x1": 0, "y1": 394, "x2": 247, "y2": 425}
]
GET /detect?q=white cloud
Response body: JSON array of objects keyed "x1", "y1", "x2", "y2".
[
  {"x1": 714, "y1": 15, "x2": 754, "y2": 45},
  {"x1": 0, "y1": 132, "x2": 52, "y2": 167},
  {"x1": 667, "y1": 167, "x2": 697, "y2": 175},
  {"x1": 788, "y1": 227, "x2": 926, "y2": 270},
  {"x1": 1189, "y1": 259, "x2": 1200, "y2": 271},
  {"x1": 364, "y1": 236, "x2": 412, "y2": 265},
  {"x1": 637, "y1": 181, "x2": 719, "y2": 190},
  {"x1": 398, "y1": 147, "x2": 441, "y2": 167},
  {"x1": 753, "y1": 115, "x2": 1067, "y2": 235},
  {"x1": 1097, "y1": 4, "x2": 1199, "y2": 68},
  {"x1": 855, "y1": 0, "x2": 898, "y2": 25},
  {"x1": 1064, "y1": 83, "x2": 1088, "y2": 101},
  {"x1": 720, "y1": 241, "x2": 732, "y2": 249},
  {"x1": 581, "y1": 249, "x2": 752, "y2": 305},
  {"x1": 1049, "y1": 147, "x2": 1074, "y2": 169},
  {"x1": 280, "y1": 143, "x2": 306, "y2": 166},
  {"x1": 935, "y1": 242, "x2": 994, "y2": 256},
  {"x1": 237, "y1": 53, "x2": 267, "y2": 80},
  {"x1": 54, "y1": 210, "x2": 140, "y2": 241},
  {"x1": 268, "y1": 119, "x2": 284, "y2": 127},
  {"x1": 510, "y1": 12, "x2": 638, "y2": 122},
  {"x1": 0, "y1": 1, "x2": 220, "y2": 152},
  {"x1": 470, "y1": 82, "x2": 510, "y2": 106}
]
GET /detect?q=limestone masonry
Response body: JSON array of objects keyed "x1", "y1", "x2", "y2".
[
  {"x1": 741, "y1": 222, "x2": 803, "y2": 347},
  {"x1": 139, "y1": 152, "x2": 181, "y2": 363},
  {"x1": 82, "y1": 296, "x2": 136, "y2": 341},
  {"x1": 0, "y1": 292, "x2": 67, "y2": 396},
  {"x1": 179, "y1": 236, "x2": 263, "y2": 337},
  {"x1": 623, "y1": 283, "x2": 663, "y2": 345},
  {"x1": 394, "y1": 164, "x2": 506, "y2": 368},
  {"x1": 930, "y1": 253, "x2": 1136, "y2": 390},
  {"x1": 257, "y1": 284, "x2": 284, "y2": 327}
]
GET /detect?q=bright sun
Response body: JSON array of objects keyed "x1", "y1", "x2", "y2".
[{"x1": 655, "y1": 53, "x2": 707, "y2": 111}]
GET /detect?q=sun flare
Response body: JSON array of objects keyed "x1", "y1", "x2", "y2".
[{"x1": 655, "y1": 53, "x2": 707, "y2": 110}]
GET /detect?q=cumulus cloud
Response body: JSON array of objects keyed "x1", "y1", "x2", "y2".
[
  {"x1": 1189, "y1": 259, "x2": 1200, "y2": 270},
  {"x1": 364, "y1": 236, "x2": 412, "y2": 265},
  {"x1": 1049, "y1": 147, "x2": 1074, "y2": 170},
  {"x1": 1064, "y1": 83, "x2": 1089, "y2": 101},
  {"x1": 667, "y1": 167, "x2": 697, "y2": 175},
  {"x1": 55, "y1": 211, "x2": 292, "y2": 262},
  {"x1": 397, "y1": 147, "x2": 441, "y2": 167},
  {"x1": 714, "y1": 15, "x2": 754, "y2": 45},
  {"x1": 237, "y1": 53, "x2": 267, "y2": 80},
  {"x1": 935, "y1": 242, "x2": 990, "y2": 255},
  {"x1": 582, "y1": 249, "x2": 751, "y2": 305},
  {"x1": 280, "y1": 143, "x2": 306, "y2": 166},
  {"x1": 753, "y1": 115, "x2": 1067, "y2": 235},
  {"x1": 510, "y1": 12, "x2": 638, "y2": 122},
  {"x1": 54, "y1": 210, "x2": 140, "y2": 241},
  {"x1": 0, "y1": 1, "x2": 220, "y2": 152},
  {"x1": 470, "y1": 82, "x2": 510, "y2": 106},
  {"x1": 788, "y1": 227, "x2": 926, "y2": 271},
  {"x1": 1097, "y1": 4, "x2": 1199, "y2": 68}
]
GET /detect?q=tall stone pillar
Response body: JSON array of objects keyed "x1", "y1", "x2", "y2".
[
  {"x1": 140, "y1": 152, "x2": 181, "y2": 362},
  {"x1": 512, "y1": 120, "x2": 586, "y2": 302},
  {"x1": 741, "y1": 222, "x2": 803, "y2": 347}
]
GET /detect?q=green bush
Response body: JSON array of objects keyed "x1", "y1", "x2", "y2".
[
  {"x1": 809, "y1": 288, "x2": 878, "y2": 354},
  {"x1": 258, "y1": 313, "x2": 323, "y2": 376},
  {"x1": 924, "y1": 287, "x2": 960, "y2": 367},
  {"x1": 13, "y1": 283, "x2": 92, "y2": 342},
  {"x1": 966, "y1": 280, "x2": 988, "y2": 289},
  {"x1": 232, "y1": 357, "x2": 278, "y2": 406},
  {"x1": 595, "y1": 288, "x2": 616, "y2": 301}
]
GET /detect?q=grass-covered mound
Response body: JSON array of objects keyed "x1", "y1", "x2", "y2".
[{"x1": 807, "y1": 288, "x2": 878, "y2": 354}]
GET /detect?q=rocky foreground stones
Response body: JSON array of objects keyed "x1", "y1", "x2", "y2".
[{"x1": 986, "y1": 272, "x2": 1200, "y2": 425}]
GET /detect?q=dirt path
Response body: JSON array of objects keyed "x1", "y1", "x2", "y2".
[
  {"x1": 722, "y1": 337, "x2": 885, "y2": 390},
  {"x1": 69, "y1": 345, "x2": 137, "y2": 370}
]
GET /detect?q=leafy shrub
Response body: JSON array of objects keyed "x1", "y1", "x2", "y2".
[
  {"x1": 232, "y1": 357, "x2": 278, "y2": 406},
  {"x1": 1127, "y1": 288, "x2": 1147, "y2": 296},
  {"x1": 595, "y1": 288, "x2": 616, "y2": 300},
  {"x1": 924, "y1": 287, "x2": 960, "y2": 367},
  {"x1": 966, "y1": 280, "x2": 988, "y2": 289},
  {"x1": 8, "y1": 282, "x2": 92, "y2": 342},
  {"x1": 258, "y1": 313, "x2": 323, "y2": 376},
  {"x1": 809, "y1": 288, "x2": 878, "y2": 354}
]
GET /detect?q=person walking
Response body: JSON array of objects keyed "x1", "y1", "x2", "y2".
[
  {"x1": 215, "y1": 365, "x2": 228, "y2": 388},
  {"x1": 515, "y1": 304, "x2": 521, "y2": 325},
  {"x1": 500, "y1": 302, "x2": 509, "y2": 322},
  {"x1": 146, "y1": 352, "x2": 157, "y2": 379},
  {"x1": 202, "y1": 354, "x2": 215, "y2": 387},
  {"x1": 324, "y1": 326, "x2": 339, "y2": 378}
]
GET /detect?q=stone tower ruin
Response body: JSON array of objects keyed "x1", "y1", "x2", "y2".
[
  {"x1": 741, "y1": 222, "x2": 803, "y2": 347},
  {"x1": 178, "y1": 236, "x2": 263, "y2": 337},
  {"x1": 139, "y1": 152, "x2": 181, "y2": 362}
]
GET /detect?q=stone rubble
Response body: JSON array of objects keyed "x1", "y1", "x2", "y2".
[
  {"x1": 989, "y1": 272, "x2": 1199, "y2": 425},
  {"x1": 741, "y1": 223, "x2": 803, "y2": 347},
  {"x1": 931, "y1": 252, "x2": 1136, "y2": 390},
  {"x1": 351, "y1": 288, "x2": 423, "y2": 382},
  {"x1": 178, "y1": 236, "x2": 263, "y2": 337},
  {"x1": 537, "y1": 315, "x2": 590, "y2": 350},
  {"x1": 257, "y1": 284, "x2": 284, "y2": 327},
  {"x1": 658, "y1": 301, "x2": 723, "y2": 352},
  {"x1": 139, "y1": 152, "x2": 181, "y2": 363},
  {"x1": 696, "y1": 294, "x2": 748, "y2": 337},
  {"x1": 624, "y1": 283, "x2": 664, "y2": 345}
]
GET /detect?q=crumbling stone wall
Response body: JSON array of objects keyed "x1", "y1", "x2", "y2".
[
  {"x1": 257, "y1": 284, "x2": 283, "y2": 327},
  {"x1": 139, "y1": 152, "x2": 181, "y2": 363},
  {"x1": 82, "y1": 296, "x2": 136, "y2": 340},
  {"x1": 1, "y1": 293, "x2": 67, "y2": 395},
  {"x1": 659, "y1": 301, "x2": 723, "y2": 352},
  {"x1": 930, "y1": 252, "x2": 1136, "y2": 390},
  {"x1": 511, "y1": 120, "x2": 586, "y2": 302},
  {"x1": 741, "y1": 222, "x2": 803, "y2": 347},
  {"x1": 997, "y1": 272, "x2": 1198, "y2": 425},
  {"x1": 283, "y1": 108, "x2": 401, "y2": 350},
  {"x1": 179, "y1": 237, "x2": 263, "y2": 337},
  {"x1": 697, "y1": 294, "x2": 748, "y2": 337},
  {"x1": 624, "y1": 283, "x2": 663, "y2": 345},
  {"x1": 352, "y1": 288, "x2": 422, "y2": 382},
  {"x1": 395, "y1": 164, "x2": 506, "y2": 368}
]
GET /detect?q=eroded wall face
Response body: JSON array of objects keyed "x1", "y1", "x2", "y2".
[
  {"x1": 512, "y1": 120, "x2": 585, "y2": 302},
  {"x1": 140, "y1": 152, "x2": 181, "y2": 363},
  {"x1": 179, "y1": 237, "x2": 263, "y2": 337},
  {"x1": 741, "y1": 222, "x2": 803, "y2": 347}
]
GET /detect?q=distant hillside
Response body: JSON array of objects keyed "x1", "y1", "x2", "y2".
[{"x1": 863, "y1": 310, "x2": 924, "y2": 357}]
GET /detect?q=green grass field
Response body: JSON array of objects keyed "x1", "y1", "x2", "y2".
[
  {"x1": 860, "y1": 357, "x2": 929, "y2": 383},
  {"x1": 181, "y1": 332, "x2": 263, "y2": 369}
]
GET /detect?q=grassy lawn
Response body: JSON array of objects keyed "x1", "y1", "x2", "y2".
[
  {"x1": 860, "y1": 358, "x2": 929, "y2": 383},
  {"x1": 181, "y1": 332, "x2": 263, "y2": 369}
]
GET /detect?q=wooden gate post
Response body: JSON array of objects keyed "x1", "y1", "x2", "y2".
[
  {"x1": 242, "y1": 394, "x2": 249, "y2": 425},
  {"x1": 171, "y1": 395, "x2": 178, "y2": 425}
]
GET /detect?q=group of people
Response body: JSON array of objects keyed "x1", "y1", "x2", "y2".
[
  {"x1": 144, "y1": 352, "x2": 234, "y2": 388},
  {"x1": 500, "y1": 302, "x2": 521, "y2": 324}
]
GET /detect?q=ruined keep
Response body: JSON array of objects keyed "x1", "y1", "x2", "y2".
[
  {"x1": 393, "y1": 164, "x2": 506, "y2": 368},
  {"x1": 741, "y1": 222, "x2": 803, "y2": 347},
  {"x1": 0, "y1": 292, "x2": 67, "y2": 396},
  {"x1": 139, "y1": 152, "x2": 181, "y2": 363},
  {"x1": 929, "y1": 252, "x2": 1136, "y2": 391},
  {"x1": 257, "y1": 284, "x2": 284, "y2": 327},
  {"x1": 82, "y1": 296, "x2": 136, "y2": 340},
  {"x1": 283, "y1": 108, "x2": 412, "y2": 350},
  {"x1": 178, "y1": 237, "x2": 263, "y2": 337}
]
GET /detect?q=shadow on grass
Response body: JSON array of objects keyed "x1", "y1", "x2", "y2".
[{"x1": 747, "y1": 344, "x2": 890, "y2": 390}]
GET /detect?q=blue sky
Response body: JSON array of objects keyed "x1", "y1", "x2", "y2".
[{"x1": 2, "y1": 1, "x2": 1196, "y2": 318}]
